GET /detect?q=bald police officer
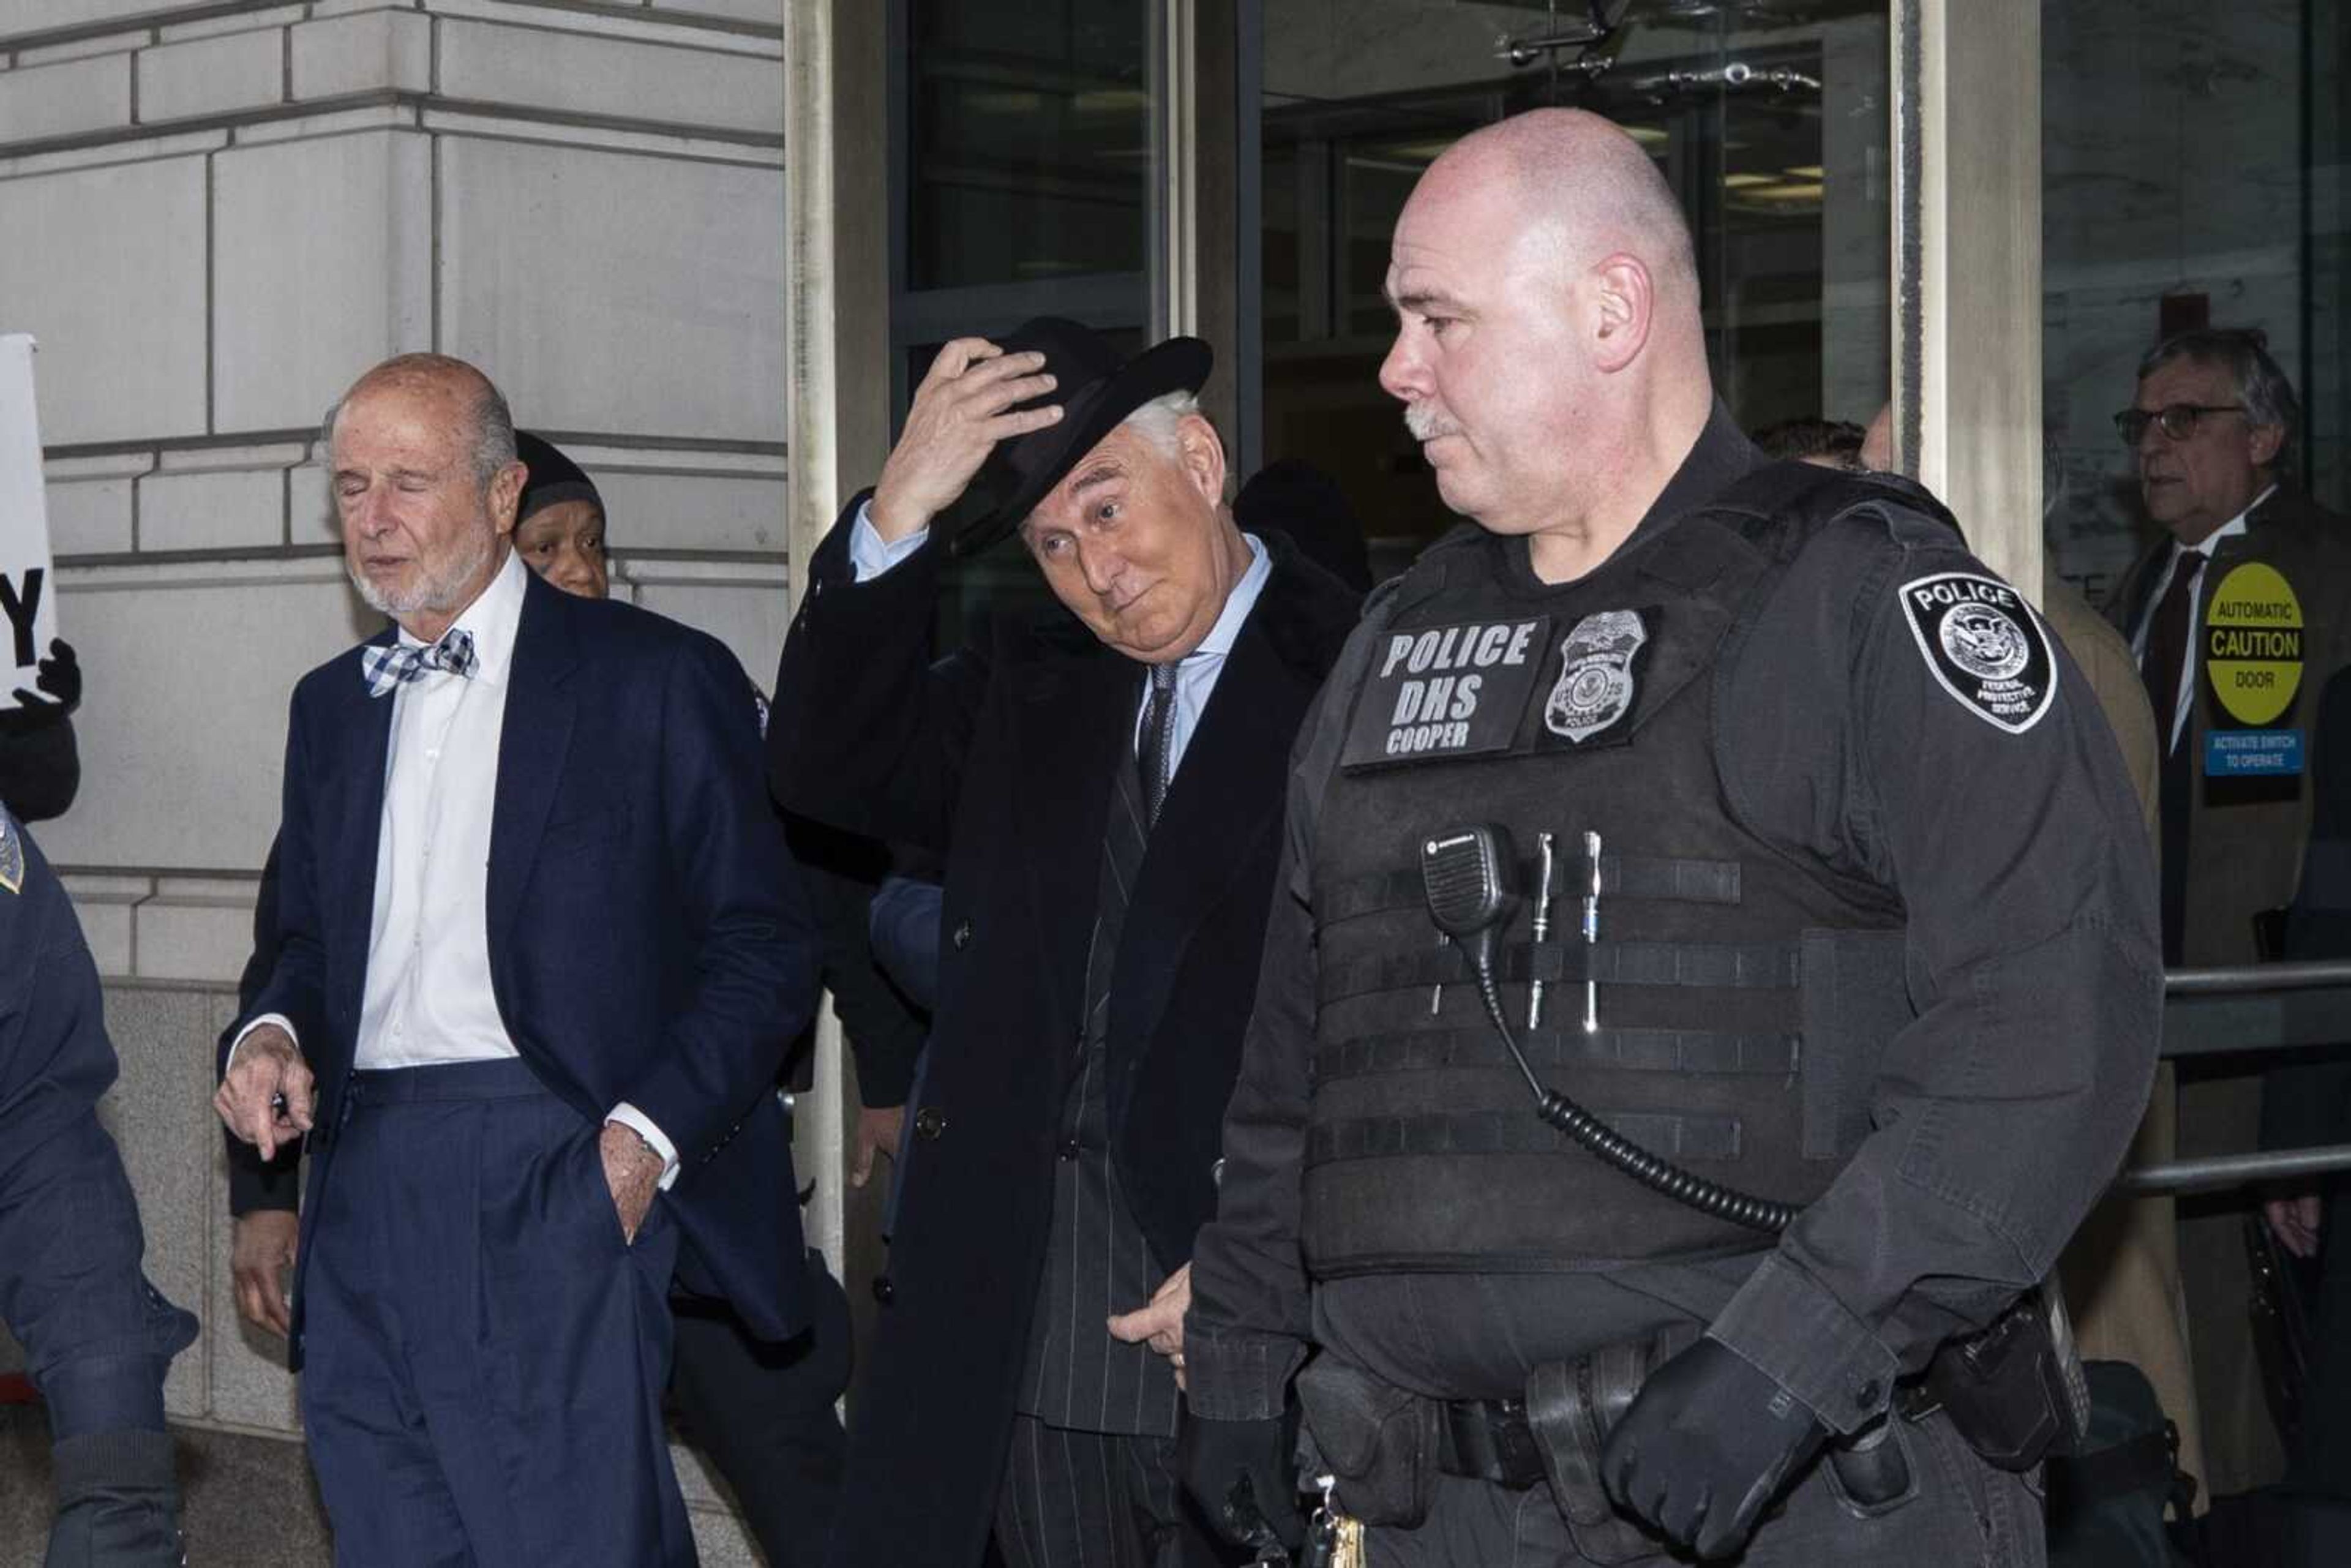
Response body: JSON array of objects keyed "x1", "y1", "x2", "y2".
[
  {"x1": 0, "y1": 803, "x2": 196, "y2": 1566},
  {"x1": 1174, "y1": 109, "x2": 2161, "y2": 1566}
]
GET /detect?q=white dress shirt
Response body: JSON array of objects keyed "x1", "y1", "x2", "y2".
[
  {"x1": 235, "y1": 549, "x2": 677, "y2": 1180},
  {"x1": 356, "y1": 546, "x2": 528, "y2": 1071},
  {"x1": 847, "y1": 501, "x2": 1272, "y2": 773},
  {"x1": 2128, "y1": 487, "x2": 2270, "y2": 753}
]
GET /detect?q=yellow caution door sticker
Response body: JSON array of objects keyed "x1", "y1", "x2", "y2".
[{"x1": 2202, "y1": 561, "x2": 2305, "y2": 777}]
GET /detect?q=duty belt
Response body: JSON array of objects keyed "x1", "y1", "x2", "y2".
[{"x1": 1438, "y1": 1397, "x2": 1548, "y2": 1491}]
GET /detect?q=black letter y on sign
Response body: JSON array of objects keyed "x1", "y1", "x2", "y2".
[{"x1": 0, "y1": 568, "x2": 43, "y2": 668}]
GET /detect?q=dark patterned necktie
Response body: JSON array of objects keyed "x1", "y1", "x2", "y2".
[
  {"x1": 1138, "y1": 662, "x2": 1180, "y2": 825},
  {"x1": 2139, "y1": 552, "x2": 2203, "y2": 755},
  {"x1": 361, "y1": 628, "x2": 478, "y2": 697}
]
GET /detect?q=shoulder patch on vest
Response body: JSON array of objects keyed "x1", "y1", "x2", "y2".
[{"x1": 1898, "y1": 571, "x2": 2058, "y2": 735}]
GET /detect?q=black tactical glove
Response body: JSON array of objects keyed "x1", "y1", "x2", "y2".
[
  {"x1": 1600, "y1": 1335, "x2": 1827, "y2": 1559},
  {"x1": 1179, "y1": 1410, "x2": 1307, "y2": 1558},
  {"x1": 1, "y1": 637, "x2": 80, "y2": 732}
]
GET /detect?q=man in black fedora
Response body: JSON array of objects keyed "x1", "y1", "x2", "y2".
[{"x1": 768, "y1": 319, "x2": 1361, "y2": 1566}]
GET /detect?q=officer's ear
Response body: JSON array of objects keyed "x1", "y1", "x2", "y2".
[{"x1": 1587, "y1": 253, "x2": 1655, "y2": 376}]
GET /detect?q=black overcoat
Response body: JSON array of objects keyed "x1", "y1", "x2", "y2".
[{"x1": 767, "y1": 500, "x2": 1357, "y2": 1567}]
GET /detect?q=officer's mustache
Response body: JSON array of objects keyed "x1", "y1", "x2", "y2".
[{"x1": 1405, "y1": 403, "x2": 1462, "y2": 443}]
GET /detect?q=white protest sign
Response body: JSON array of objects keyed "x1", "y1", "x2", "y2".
[{"x1": 0, "y1": 334, "x2": 57, "y2": 709}]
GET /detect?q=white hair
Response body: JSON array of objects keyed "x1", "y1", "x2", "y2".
[
  {"x1": 1119, "y1": 389, "x2": 1234, "y2": 501},
  {"x1": 1119, "y1": 389, "x2": 1203, "y2": 459}
]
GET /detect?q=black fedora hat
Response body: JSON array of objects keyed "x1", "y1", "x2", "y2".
[{"x1": 952, "y1": 317, "x2": 1212, "y2": 557}]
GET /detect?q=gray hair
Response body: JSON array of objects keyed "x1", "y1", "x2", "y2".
[
  {"x1": 1120, "y1": 389, "x2": 1204, "y2": 458},
  {"x1": 1120, "y1": 389, "x2": 1232, "y2": 502},
  {"x1": 321, "y1": 354, "x2": 520, "y2": 492},
  {"x1": 2137, "y1": 327, "x2": 2301, "y2": 474}
]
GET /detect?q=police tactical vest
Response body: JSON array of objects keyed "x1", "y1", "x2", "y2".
[{"x1": 1300, "y1": 466, "x2": 1948, "y2": 1277}]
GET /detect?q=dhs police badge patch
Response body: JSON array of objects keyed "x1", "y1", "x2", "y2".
[
  {"x1": 1899, "y1": 571, "x2": 2058, "y2": 735},
  {"x1": 1543, "y1": 610, "x2": 1648, "y2": 743}
]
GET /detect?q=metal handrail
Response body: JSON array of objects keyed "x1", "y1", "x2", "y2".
[
  {"x1": 2165, "y1": 959, "x2": 2351, "y2": 996},
  {"x1": 2112, "y1": 963, "x2": 2351, "y2": 1195},
  {"x1": 2115, "y1": 1144, "x2": 2351, "y2": 1196},
  {"x1": 2157, "y1": 962, "x2": 2351, "y2": 1062}
]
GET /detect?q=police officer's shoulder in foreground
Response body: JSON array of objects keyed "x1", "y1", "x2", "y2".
[{"x1": 1712, "y1": 467, "x2": 2148, "y2": 894}]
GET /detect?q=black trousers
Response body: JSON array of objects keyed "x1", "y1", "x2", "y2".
[
  {"x1": 1318, "y1": 1277, "x2": 2042, "y2": 1568},
  {"x1": 667, "y1": 1253, "x2": 851, "y2": 1568},
  {"x1": 994, "y1": 1413, "x2": 1233, "y2": 1568}
]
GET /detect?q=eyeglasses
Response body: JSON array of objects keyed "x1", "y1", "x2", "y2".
[{"x1": 2112, "y1": 403, "x2": 2246, "y2": 446}]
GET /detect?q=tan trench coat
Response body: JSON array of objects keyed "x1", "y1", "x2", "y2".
[{"x1": 2104, "y1": 487, "x2": 2351, "y2": 1496}]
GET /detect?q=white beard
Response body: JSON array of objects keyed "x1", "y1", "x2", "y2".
[{"x1": 347, "y1": 527, "x2": 496, "y2": 618}]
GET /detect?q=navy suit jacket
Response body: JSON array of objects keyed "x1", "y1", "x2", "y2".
[{"x1": 229, "y1": 567, "x2": 818, "y2": 1368}]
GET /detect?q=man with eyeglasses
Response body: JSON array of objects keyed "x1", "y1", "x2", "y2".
[{"x1": 2104, "y1": 326, "x2": 2351, "y2": 1510}]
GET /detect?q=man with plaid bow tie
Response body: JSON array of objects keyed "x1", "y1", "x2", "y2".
[{"x1": 212, "y1": 353, "x2": 817, "y2": 1566}]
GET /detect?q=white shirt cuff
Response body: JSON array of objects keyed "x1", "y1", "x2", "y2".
[
  {"x1": 223, "y1": 1013, "x2": 299, "y2": 1078},
  {"x1": 606, "y1": 1103, "x2": 681, "y2": 1191},
  {"x1": 848, "y1": 500, "x2": 931, "y2": 582}
]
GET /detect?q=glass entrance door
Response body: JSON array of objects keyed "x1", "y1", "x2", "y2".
[{"x1": 1245, "y1": 1, "x2": 1892, "y2": 574}]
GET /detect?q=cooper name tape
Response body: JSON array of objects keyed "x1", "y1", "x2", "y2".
[{"x1": 1344, "y1": 617, "x2": 1548, "y2": 768}]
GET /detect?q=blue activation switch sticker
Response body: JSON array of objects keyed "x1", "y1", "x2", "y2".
[{"x1": 2205, "y1": 729, "x2": 2304, "y2": 777}]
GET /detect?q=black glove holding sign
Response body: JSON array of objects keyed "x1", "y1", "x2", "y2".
[
  {"x1": 1600, "y1": 1336, "x2": 1827, "y2": 1559},
  {"x1": 0, "y1": 637, "x2": 80, "y2": 733}
]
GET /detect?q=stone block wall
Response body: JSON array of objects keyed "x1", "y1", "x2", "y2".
[
  {"x1": 0, "y1": 4, "x2": 790, "y2": 1556},
  {"x1": 2, "y1": 0, "x2": 792, "y2": 885}
]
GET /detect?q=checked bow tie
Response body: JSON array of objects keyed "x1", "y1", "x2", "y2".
[{"x1": 361, "y1": 628, "x2": 478, "y2": 697}]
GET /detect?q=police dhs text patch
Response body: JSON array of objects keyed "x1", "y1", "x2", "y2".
[
  {"x1": 1898, "y1": 571, "x2": 2058, "y2": 735},
  {"x1": 1341, "y1": 616, "x2": 1549, "y2": 768}
]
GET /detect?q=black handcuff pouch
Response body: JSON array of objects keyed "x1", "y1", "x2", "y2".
[
  {"x1": 1916, "y1": 1283, "x2": 2090, "y2": 1472},
  {"x1": 1293, "y1": 1354, "x2": 1441, "y2": 1528}
]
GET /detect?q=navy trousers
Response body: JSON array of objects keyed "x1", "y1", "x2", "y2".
[
  {"x1": 299, "y1": 1059, "x2": 694, "y2": 1568},
  {"x1": 1, "y1": 1113, "x2": 194, "y2": 1568}
]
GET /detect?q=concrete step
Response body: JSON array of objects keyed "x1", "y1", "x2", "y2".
[{"x1": 0, "y1": 1408, "x2": 765, "y2": 1566}]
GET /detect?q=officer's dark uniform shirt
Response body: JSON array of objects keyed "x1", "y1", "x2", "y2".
[
  {"x1": 1184, "y1": 405, "x2": 2162, "y2": 1437},
  {"x1": 0, "y1": 805, "x2": 197, "y2": 1435}
]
